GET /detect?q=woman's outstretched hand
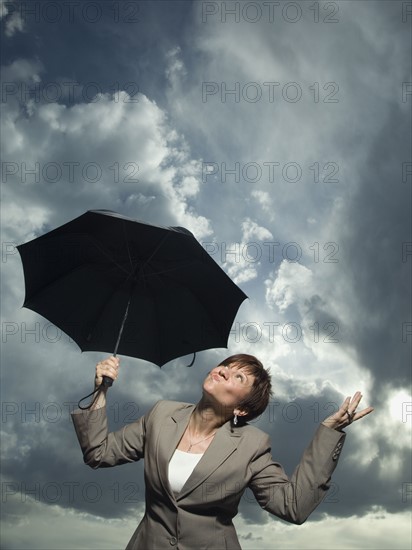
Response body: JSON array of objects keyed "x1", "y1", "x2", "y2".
[
  {"x1": 95, "y1": 356, "x2": 120, "y2": 389},
  {"x1": 322, "y1": 391, "x2": 374, "y2": 431}
]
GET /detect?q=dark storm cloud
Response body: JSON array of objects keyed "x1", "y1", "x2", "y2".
[
  {"x1": 1, "y1": 0, "x2": 197, "y2": 108},
  {"x1": 337, "y1": 101, "x2": 411, "y2": 395}
]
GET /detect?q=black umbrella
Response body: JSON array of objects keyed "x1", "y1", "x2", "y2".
[{"x1": 17, "y1": 210, "x2": 247, "y2": 394}]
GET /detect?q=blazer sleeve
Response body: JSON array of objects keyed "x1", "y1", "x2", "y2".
[
  {"x1": 71, "y1": 402, "x2": 159, "y2": 469},
  {"x1": 248, "y1": 424, "x2": 346, "y2": 525}
]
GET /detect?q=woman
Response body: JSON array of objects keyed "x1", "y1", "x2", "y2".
[{"x1": 71, "y1": 354, "x2": 373, "y2": 550}]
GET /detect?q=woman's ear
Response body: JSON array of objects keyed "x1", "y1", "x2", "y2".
[{"x1": 233, "y1": 408, "x2": 248, "y2": 417}]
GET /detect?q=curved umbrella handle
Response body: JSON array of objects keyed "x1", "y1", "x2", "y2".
[
  {"x1": 78, "y1": 370, "x2": 114, "y2": 409},
  {"x1": 77, "y1": 384, "x2": 104, "y2": 410}
]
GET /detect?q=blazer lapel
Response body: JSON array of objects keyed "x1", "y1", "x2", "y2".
[
  {"x1": 155, "y1": 403, "x2": 196, "y2": 501},
  {"x1": 176, "y1": 421, "x2": 242, "y2": 501}
]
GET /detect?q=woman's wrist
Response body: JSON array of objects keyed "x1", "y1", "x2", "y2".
[
  {"x1": 90, "y1": 387, "x2": 107, "y2": 410},
  {"x1": 321, "y1": 419, "x2": 339, "y2": 430}
]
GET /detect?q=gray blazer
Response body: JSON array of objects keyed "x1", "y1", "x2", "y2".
[{"x1": 71, "y1": 400, "x2": 345, "y2": 550}]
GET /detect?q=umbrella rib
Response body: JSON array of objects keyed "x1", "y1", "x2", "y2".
[
  {"x1": 85, "y1": 233, "x2": 134, "y2": 277},
  {"x1": 39, "y1": 232, "x2": 135, "y2": 278},
  {"x1": 132, "y1": 233, "x2": 171, "y2": 280},
  {"x1": 128, "y1": 233, "x2": 169, "y2": 280},
  {"x1": 121, "y1": 221, "x2": 135, "y2": 274}
]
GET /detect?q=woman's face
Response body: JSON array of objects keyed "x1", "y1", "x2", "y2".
[{"x1": 202, "y1": 363, "x2": 255, "y2": 413}]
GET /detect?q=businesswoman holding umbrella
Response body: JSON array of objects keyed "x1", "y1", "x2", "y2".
[{"x1": 71, "y1": 354, "x2": 373, "y2": 550}]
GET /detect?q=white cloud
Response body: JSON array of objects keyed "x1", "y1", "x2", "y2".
[
  {"x1": 251, "y1": 190, "x2": 274, "y2": 217},
  {"x1": 241, "y1": 218, "x2": 273, "y2": 241},
  {"x1": 1, "y1": 58, "x2": 42, "y2": 82},
  {"x1": 346, "y1": 386, "x2": 412, "y2": 474},
  {"x1": 222, "y1": 218, "x2": 273, "y2": 284},
  {"x1": 2, "y1": 492, "x2": 410, "y2": 550},
  {"x1": 265, "y1": 260, "x2": 314, "y2": 312},
  {"x1": 1, "y1": 490, "x2": 143, "y2": 549},
  {"x1": 0, "y1": 0, "x2": 24, "y2": 37},
  {"x1": 165, "y1": 46, "x2": 187, "y2": 87},
  {"x1": 1, "y1": 61, "x2": 212, "y2": 245},
  {"x1": 235, "y1": 509, "x2": 412, "y2": 550}
]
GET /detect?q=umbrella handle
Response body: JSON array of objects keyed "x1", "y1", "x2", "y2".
[
  {"x1": 102, "y1": 375, "x2": 114, "y2": 387},
  {"x1": 78, "y1": 366, "x2": 116, "y2": 409},
  {"x1": 101, "y1": 350, "x2": 119, "y2": 387}
]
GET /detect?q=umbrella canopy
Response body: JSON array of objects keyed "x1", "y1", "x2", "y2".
[{"x1": 17, "y1": 210, "x2": 247, "y2": 368}]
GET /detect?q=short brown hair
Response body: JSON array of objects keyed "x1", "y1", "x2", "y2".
[{"x1": 219, "y1": 354, "x2": 272, "y2": 424}]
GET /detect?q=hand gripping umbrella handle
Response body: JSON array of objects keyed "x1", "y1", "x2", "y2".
[
  {"x1": 78, "y1": 353, "x2": 118, "y2": 409},
  {"x1": 78, "y1": 374, "x2": 113, "y2": 409},
  {"x1": 102, "y1": 349, "x2": 120, "y2": 388}
]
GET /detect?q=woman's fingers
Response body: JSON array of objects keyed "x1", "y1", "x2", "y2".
[
  {"x1": 345, "y1": 393, "x2": 374, "y2": 423},
  {"x1": 323, "y1": 391, "x2": 374, "y2": 430},
  {"x1": 349, "y1": 391, "x2": 362, "y2": 410},
  {"x1": 95, "y1": 356, "x2": 120, "y2": 387},
  {"x1": 352, "y1": 406, "x2": 374, "y2": 422}
]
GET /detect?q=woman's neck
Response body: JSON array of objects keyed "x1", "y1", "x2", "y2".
[{"x1": 191, "y1": 396, "x2": 232, "y2": 436}]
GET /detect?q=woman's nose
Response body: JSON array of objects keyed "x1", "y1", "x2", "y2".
[{"x1": 218, "y1": 366, "x2": 229, "y2": 379}]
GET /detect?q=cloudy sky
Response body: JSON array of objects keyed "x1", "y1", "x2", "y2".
[{"x1": 1, "y1": 0, "x2": 411, "y2": 548}]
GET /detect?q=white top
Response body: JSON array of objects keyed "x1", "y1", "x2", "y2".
[{"x1": 168, "y1": 449, "x2": 203, "y2": 494}]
